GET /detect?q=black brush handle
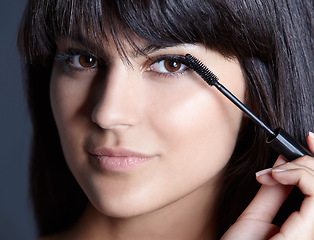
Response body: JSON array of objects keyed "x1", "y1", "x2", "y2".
[{"x1": 267, "y1": 128, "x2": 313, "y2": 161}]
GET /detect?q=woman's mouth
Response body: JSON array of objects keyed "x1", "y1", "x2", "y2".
[{"x1": 88, "y1": 147, "x2": 157, "y2": 172}]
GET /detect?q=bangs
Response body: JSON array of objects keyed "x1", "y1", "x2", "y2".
[{"x1": 20, "y1": 0, "x2": 262, "y2": 65}]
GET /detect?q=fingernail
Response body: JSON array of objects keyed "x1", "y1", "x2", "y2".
[
  {"x1": 256, "y1": 168, "x2": 272, "y2": 177},
  {"x1": 272, "y1": 168, "x2": 289, "y2": 173},
  {"x1": 309, "y1": 131, "x2": 314, "y2": 139}
]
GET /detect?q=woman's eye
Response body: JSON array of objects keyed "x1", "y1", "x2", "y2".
[
  {"x1": 55, "y1": 49, "x2": 100, "y2": 73},
  {"x1": 147, "y1": 58, "x2": 187, "y2": 74},
  {"x1": 70, "y1": 55, "x2": 98, "y2": 69}
]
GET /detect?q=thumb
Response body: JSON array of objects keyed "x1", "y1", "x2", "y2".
[
  {"x1": 239, "y1": 157, "x2": 292, "y2": 224},
  {"x1": 238, "y1": 183, "x2": 292, "y2": 224}
]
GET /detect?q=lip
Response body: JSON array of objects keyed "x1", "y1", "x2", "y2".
[{"x1": 88, "y1": 147, "x2": 156, "y2": 172}]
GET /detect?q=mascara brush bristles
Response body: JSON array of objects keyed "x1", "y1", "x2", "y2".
[{"x1": 185, "y1": 54, "x2": 218, "y2": 85}]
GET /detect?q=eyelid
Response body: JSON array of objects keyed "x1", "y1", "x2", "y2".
[
  {"x1": 144, "y1": 54, "x2": 190, "y2": 75},
  {"x1": 55, "y1": 48, "x2": 94, "y2": 60},
  {"x1": 55, "y1": 48, "x2": 100, "y2": 72},
  {"x1": 146, "y1": 54, "x2": 188, "y2": 66}
]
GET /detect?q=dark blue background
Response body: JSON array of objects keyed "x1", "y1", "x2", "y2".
[{"x1": 0, "y1": 0, "x2": 37, "y2": 239}]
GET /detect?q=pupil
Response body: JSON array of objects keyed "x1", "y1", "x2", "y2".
[
  {"x1": 165, "y1": 59, "x2": 181, "y2": 72},
  {"x1": 86, "y1": 57, "x2": 93, "y2": 63},
  {"x1": 169, "y1": 61, "x2": 178, "y2": 68},
  {"x1": 79, "y1": 55, "x2": 96, "y2": 67}
]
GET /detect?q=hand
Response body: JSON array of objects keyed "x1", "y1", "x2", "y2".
[{"x1": 221, "y1": 132, "x2": 314, "y2": 240}]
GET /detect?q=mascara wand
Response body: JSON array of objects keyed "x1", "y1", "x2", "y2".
[{"x1": 185, "y1": 54, "x2": 313, "y2": 161}]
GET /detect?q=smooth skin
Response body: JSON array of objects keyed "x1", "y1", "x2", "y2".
[
  {"x1": 47, "y1": 34, "x2": 314, "y2": 239},
  {"x1": 49, "y1": 38, "x2": 245, "y2": 240}
]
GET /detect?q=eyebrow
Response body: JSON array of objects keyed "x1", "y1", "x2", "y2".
[
  {"x1": 131, "y1": 44, "x2": 167, "y2": 58},
  {"x1": 57, "y1": 35, "x2": 175, "y2": 61},
  {"x1": 57, "y1": 35, "x2": 107, "y2": 57}
]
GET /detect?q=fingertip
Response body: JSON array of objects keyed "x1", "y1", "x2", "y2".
[
  {"x1": 307, "y1": 131, "x2": 314, "y2": 153},
  {"x1": 256, "y1": 168, "x2": 279, "y2": 186},
  {"x1": 256, "y1": 168, "x2": 272, "y2": 178},
  {"x1": 255, "y1": 156, "x2": 287, "y2": 185}
]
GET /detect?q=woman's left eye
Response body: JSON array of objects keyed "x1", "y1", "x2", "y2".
[{"x1": 147, "y1": 57, "x2": 188, "y2": 74}]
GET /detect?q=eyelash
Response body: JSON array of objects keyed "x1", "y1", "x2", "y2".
[
  {"x1": 55, "y1": 49, "x2": 99, "y2": 74},
  {"x1": 55, "y1": 49, "x2": 190, "y2": 77},
  {"x1": 145, "y1": 55, "x2": 190, "y2": 78}
]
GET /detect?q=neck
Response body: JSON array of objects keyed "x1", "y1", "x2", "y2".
[{"x1": 67, "y1": 181, "x2": 220, "y2": 240}]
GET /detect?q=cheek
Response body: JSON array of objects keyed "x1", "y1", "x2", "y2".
[
  {"x1": 146, "y1": 83, "x2": 244, "y2": 185},
  {"x1": 150, "y1": 76, "x2": 244, "y2": 153},
  {"x1": 145, "y1": 63, "x2": 246, "y2": 183},
  {"x1": 50, "y1": 68, "x2": 90, "y2": 119},
  {"x1": 49, "y1": 68, "x2": 91, "y2": 163}
]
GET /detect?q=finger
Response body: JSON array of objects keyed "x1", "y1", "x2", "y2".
[
  {"x1": 270, "y1": 160, "x2": 314, "y2": 239},
  {"x1": 271, "y1": 134, "x2": 314, "y2": 192},
  {"x1": 256, "y1": 168, "x2": 277, "y2": 185},
  {"x1": 288, "y1": 155, "x2": 314, "y2": 172},
  {"x1": 238, "y1": 184, "x2": 292, "y2": 224},
  {"x1": 239, "y1": 157, "x2": 292, "y2": 224},
  {"x1": 272, "y1": 162, "x2": 314, "y2": 197},
  {"x1": 307, "y1": 131, "x2": 314, "y2": 153},
  {"x1": 257, "y1": 151, "x2": 314, "y2": 186},
  {"x1": 256, "y1": 156, "x2": 286, "y2": 186}
]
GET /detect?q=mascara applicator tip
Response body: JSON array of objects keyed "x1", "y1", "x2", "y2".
[{"x1": 185, "y1": 54, "x2": 218, "y2": 85}]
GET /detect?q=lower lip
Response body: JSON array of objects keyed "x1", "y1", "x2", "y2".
[{"x1": 89, "y1": 154, "x2": 154, "y2": 171}]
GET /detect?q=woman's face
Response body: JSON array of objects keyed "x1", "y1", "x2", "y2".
[{"x1": 50, "y1": 35, "x2": 246, "y2": 218}]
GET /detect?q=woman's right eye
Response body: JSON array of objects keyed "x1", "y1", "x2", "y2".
[
  {"x1": 69, "y1": 55, "x2": 98, "y2": 69},
  {"x1": 55, "y1": 49, "x2": 99, "y2": 72}
]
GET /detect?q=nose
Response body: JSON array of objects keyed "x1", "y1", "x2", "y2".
[{"x1": 91, "y1": 62, "x2": 143, "y2": 130}]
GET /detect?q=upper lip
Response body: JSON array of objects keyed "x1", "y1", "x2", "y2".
[{"x1": 88, "y1": 147, "x2": 156, "y2": 158}]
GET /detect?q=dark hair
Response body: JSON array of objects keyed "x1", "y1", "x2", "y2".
[{"x1": 18, "y1": 0, "x2": 313, "y2": 238}]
